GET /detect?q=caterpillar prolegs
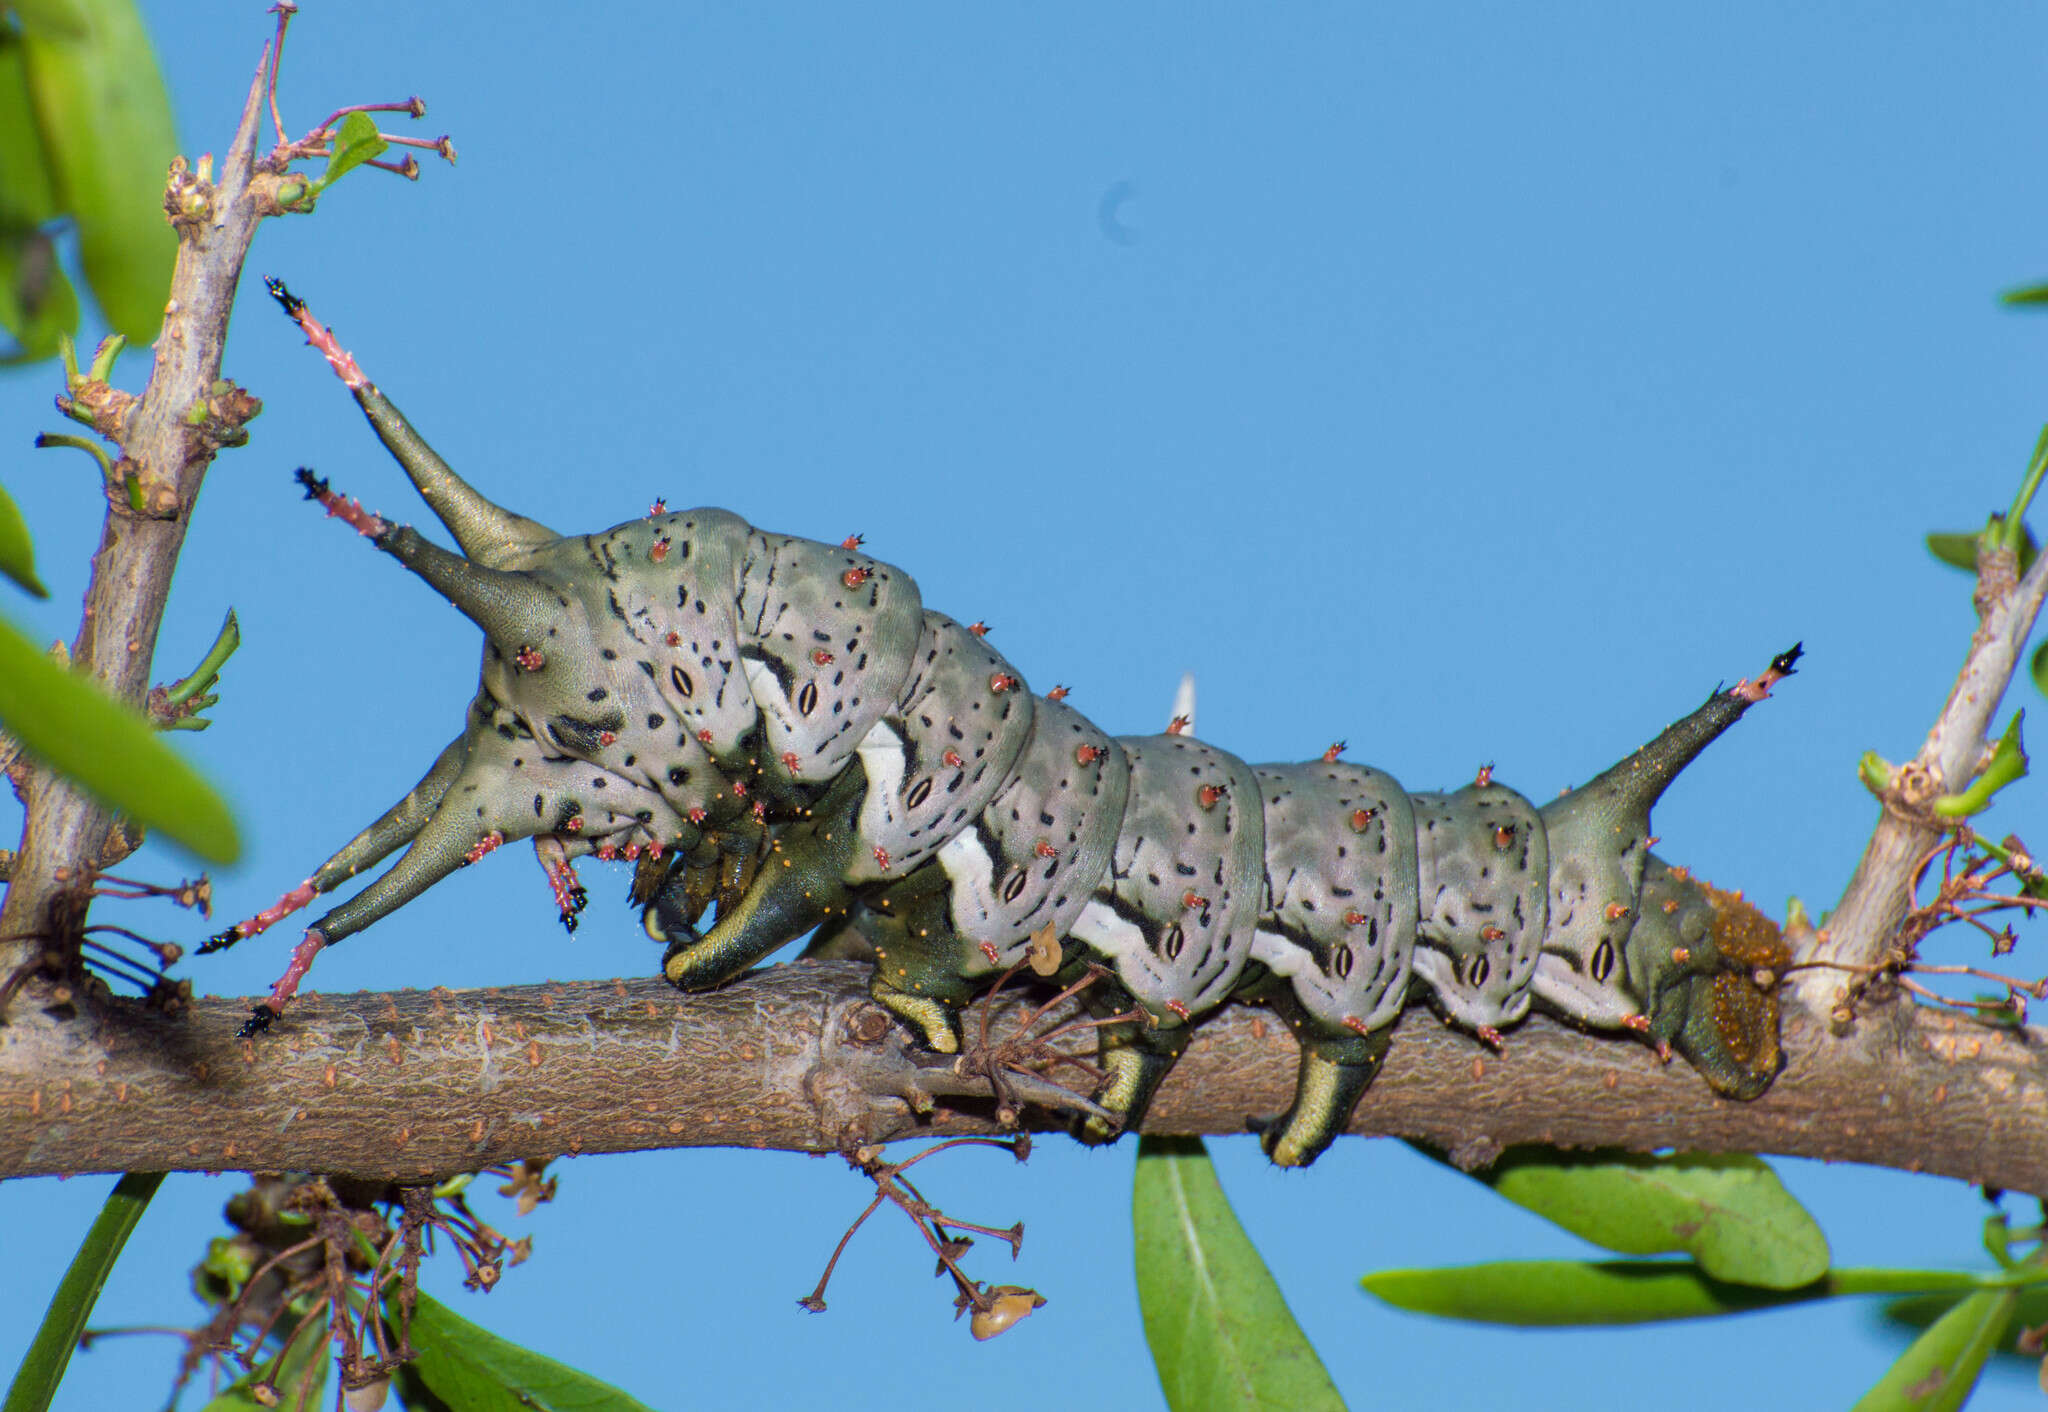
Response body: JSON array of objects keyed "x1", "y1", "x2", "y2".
[{"x1": 212, "y1": 280, "x2": 1797, "y2": 1168}]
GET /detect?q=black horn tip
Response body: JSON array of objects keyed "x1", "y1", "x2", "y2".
[
  {"x1": 235, "y1": 1003, "x2": 278, "y2": 1039},
  {"x1": 263, "y1": 275, "x2": 303, "y2": 319},
  {"x1": 1770, "y1": 642, "x2": 1804, "y2": 677}
]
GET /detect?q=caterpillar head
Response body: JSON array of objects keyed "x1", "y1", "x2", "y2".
[{"x1": 1626, "y1": 858, "x2": 1789, "y2": 1098}]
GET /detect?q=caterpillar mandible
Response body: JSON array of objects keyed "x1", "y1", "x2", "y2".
[{"x1": 208, "y1": 279, "x2": 1796, "y2": 1168}]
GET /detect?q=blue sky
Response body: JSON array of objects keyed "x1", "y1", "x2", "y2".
[{"x1": 4, "y1": 3, "x2": 2047, "y2": 1406}]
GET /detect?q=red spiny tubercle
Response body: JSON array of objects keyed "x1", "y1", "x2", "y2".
[
  {"x1": 265, "y1": 277, "x2": 367, "y2": 390},
  {"x1": 1322, "y1": 741, "x2": 1345, "y2": 762},
  {"x1": 943, "y1": 749, "x2": 963, "y2": 768},
  {"x1": 648, "y1": 498, "x2": 668, "y2": 516},
  {"x1": 780, "y1": 751, "x2": 801, "y2": 772},
  {"x1": 294, "y1": 468, "x2": 387, "y2": 538},
  {"x1": 968, "y1": 621, "x2": 989, "y2": 637},
  {"x1": 842, "y1": 566, "x2": 870, "y2": 588},
  {"x1": 1196, "y1": 783, "x2": 1225, "y2": 809},
  {"x1": 260, "y1": 927, "x2": 330, "y2": 1017},
  {"x1": 1167, "y1": 715, "x2": 1190, "y2": 736},
  {"x1": 840, "y1": 533, "x2": 865, "y2": 550},
  {"x1": 1475, "y1": 764, "x2": 1494, "y2": 787},
  {"x1": 1046, "y1": 684, "x2": 1069, "y2": 701},
  {"x1": 513, "y1": 645, "x2": 544, "y2": 672},
  {"x1": 463, "y1": 830, "x2": 505, "y2": 864},
  {"x1": 223, "y1": 877, "x2": 318, "y2": 942}
]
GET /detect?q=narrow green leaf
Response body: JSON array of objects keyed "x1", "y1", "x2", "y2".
[
  {"x1": 18, "y1": 0, "x2": 179, "y2": 344},
  {"x1": 0, "y1": 25, "x2": 61, "y2": 225},
  {"x1": 2031, "y1": 640, "x2": 2048, "y2": 700},
  {"x1": 1883, "y1": 1286, "x2": 2048, "y2": 1360},
  {"x1": 313, "y1": 111, "x2": 389, "y2": 194},
  {"x1": 1424, "y1": 1146, "x2": 1830, "y2": 1289},
  {"x1": 0, "y1": 614, "x2": 239, "y2": 862},
  {"x1": 1927, "y1": 531, "x2": 1982, "y2": 572},
  {"x1": 3, "y1": 1171, "x2": 164, "y2": 1412},
  {"x1": 1362, "y1": 1260, "x2": 1982, "y2": 1328},
  {"x1": 1133, "y1": 1136, "x2": 1345, "y2": 1412},
  {"x1": 1926, "y1": 522, "x2": 2039, "y2": 576},
  {"x1": 1853, "y1": 1287, "x2": 2020, "y2": 1411},
  {"x1": 196, "y1": 1310, "x2": 329, "y2": 1412},
  {"x1": 2004, "y1": 283, "x2": 2048, "y2": 307},
  {"x1": 0, "y1": 483, "x2": 49, "y2": 597},
  {"x1": 1932, "y1": 710, "x2": 2027, "y2": 817},
  {"x1": 394, "y1": 1289, "x2": 655, "y2": 1412}
]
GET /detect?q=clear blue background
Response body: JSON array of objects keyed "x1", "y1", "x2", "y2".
[{"x1": 4, "y1": 3, "x2": 2046, "y2": 1407}]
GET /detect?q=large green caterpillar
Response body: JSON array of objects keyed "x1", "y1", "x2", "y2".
[{"x1": 208, "y1": 280, "x2": 1796, "y2": 1167}]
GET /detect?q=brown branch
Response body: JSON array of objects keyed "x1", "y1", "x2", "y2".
[
  {"x1": 0, "y1": 961, "x2": 2037, "y2": 1192},
  {"x1": 0, "y1": 49, "x2": 278, "y2": 983},
  {"x1": 1796, "y1": 543, "x2": 2048, "y2": 1015},
  {"x1": 0, "y1": 19, "x2": 443, "y2": 1003}
]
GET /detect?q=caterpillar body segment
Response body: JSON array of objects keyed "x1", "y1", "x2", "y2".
[
  {"x1": 829, "y1": 692, "x2": 1133, "y2": 1053},
  {"x1": 234, "y1": 280, "x2": 1797, "y2": 1159},
  {"x1": 1408, "y1": 783, "x2": 1548, "y2": 1044}
]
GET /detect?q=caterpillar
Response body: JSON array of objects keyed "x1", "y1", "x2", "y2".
[{"x1": 208, "y1": 279, "x2": 1796, "y2": 1168}]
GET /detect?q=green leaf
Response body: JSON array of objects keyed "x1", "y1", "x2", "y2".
[
  {"x1": 0, "y1": 25, "x2": 60, "y2": 226},
  {"x1": 1427, "y1": 1147, "x2": 1830, "y2": 1289},
  {"x1": 1925, "y1": 522, "x2": 2039, "y2": 576},
  {"x1": 1932, "y1": 710, "x2": 2028, "y2": 817},
  {"x1": 3, "y1": 1171, "x2": 163, "y2": 1412},
  {"x1": 2031, "y1": 640, "x2": 2048, "y2": 700},
  {"x1": 2002, "y1": 282, "x2": 2048, "y2": 306},
  {"x1": 1927, "y1": 530, "x2": 1982, "y2": 571},
  {"x1": 0, "y1": 228, "x2": 82, "y2": 366},
  {"x1": 1133, "y1": 1136, "x2": 1346, "y2": 1412},
  {"x1": 1362, "y1": 1260, "x2": 1982, "y2": 1327},
  {"x1": 0, "y1": 614, "x2": 239, "y2": 862},
  {"x1": 1853, "y1": 1287, "x2": 2020, "y2": 1411},
  {"x1": 1883, "y1": 1286, "x2": 2048, "y2": 1360},
  {"x1": 0, "y1": 482, "x2": 48, "y2": 598},
  {"x1": 312, "y1": 111, "x2": 389, "y2": 194},
  {"x1": 393, "y1": 1289, "x2": 655, "y2": 1412},
  {"x1": 195, "y1": 1310, "x2": 330, "y2": 1412},
  {"x1": 18, "y1": 0, "x2": 179, "y2": 344}
]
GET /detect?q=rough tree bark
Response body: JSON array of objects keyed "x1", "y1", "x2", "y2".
[{"x1": 0, "y1": 965, "x2": 2040, "y2": 1189}]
